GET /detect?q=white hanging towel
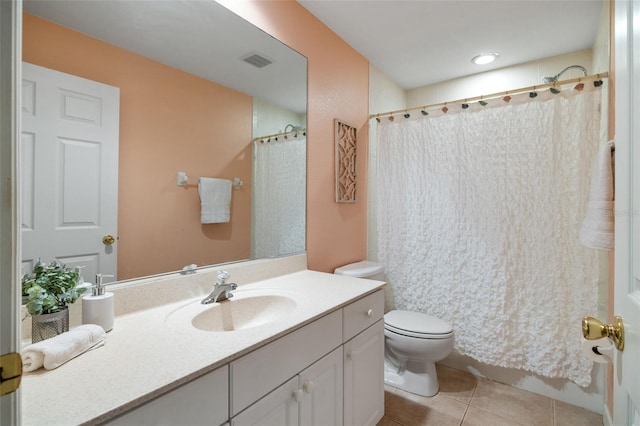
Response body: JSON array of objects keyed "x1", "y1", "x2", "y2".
[
  {"x1": 579, "y1": 140, "x2": 615, "y2": 250},
  {"x1": 198, "y1": 177, "x2": 232, "y2": 224}
]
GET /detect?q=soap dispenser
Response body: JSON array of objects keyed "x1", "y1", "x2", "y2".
[{"x1": 82, "y1": 274, "x2": 115, "y2": 332}]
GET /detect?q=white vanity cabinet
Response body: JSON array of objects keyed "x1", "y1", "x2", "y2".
[
  {"x1": 103, "y1": 288, "x2": 385, "y2": 426},
  {"x1": 105, "y1": 365, "x2": 229, "y2": 426},
  {"x1": 232, "y1": 288, "x2": 384, "y2": 426}
]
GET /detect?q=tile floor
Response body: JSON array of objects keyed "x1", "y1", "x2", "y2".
[{"x1": 378, "y1": 364, "x2": 604, "y2": 426}]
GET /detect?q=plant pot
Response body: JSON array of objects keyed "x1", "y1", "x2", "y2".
[{"x1": 31, "y1": 308, "x2": 69, "y2": 343}]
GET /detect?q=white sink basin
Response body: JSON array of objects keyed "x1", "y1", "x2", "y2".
[{"x1": 165, "y1": 288, "x2": 304, "y2": 333}]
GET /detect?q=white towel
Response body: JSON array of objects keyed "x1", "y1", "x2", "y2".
[
  {"x1": 198, "y1": 178, "x2": 232, "y2": 224},
  {"x1": 21, "y1": 324, "x2": 106, "y2": 372},
  {"x1": 580, "y1": 140, "x2": 615, "y2": 250}
]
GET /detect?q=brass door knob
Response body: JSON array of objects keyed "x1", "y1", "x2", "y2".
[
  {"x1": 582, "y1": 316, "x2": 624, "y2": 351},
  {"x1": 102, "y1": 235, "x2": 116, "y2": 245},
  {"x1": 0, "y1": 352, "x2": 22, "y2": 396}
]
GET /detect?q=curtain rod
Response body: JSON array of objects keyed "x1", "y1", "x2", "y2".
[
  {"x1": 369, "y1": 72, "x2": 609, "y2": 120},
  {"x1": 253, "y1": 128, "x2": 307, "y2": 142}
]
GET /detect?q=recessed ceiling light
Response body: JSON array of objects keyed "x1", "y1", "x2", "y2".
[{"x1": 471, "y1": 53, "x2": 499, "y2": 65}]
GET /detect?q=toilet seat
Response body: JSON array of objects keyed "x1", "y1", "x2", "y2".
[{"x1": 384, "y1": 310, "x2": 453, "y2": 340}]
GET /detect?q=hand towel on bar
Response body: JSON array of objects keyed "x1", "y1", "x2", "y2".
[
  {"x1": 198, "y1": 177, "x2": 232, "y2": 223},
  {"x1": 579, "y1": 140, "x2": 615, "y2": 250},
  {"x1": 21, "y1": 324, "x2": 106, "y2": 372}
]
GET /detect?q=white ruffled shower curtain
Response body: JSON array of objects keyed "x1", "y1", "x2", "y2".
[
  {"x1": 251, "y1": 136, "x2": 306, "y2": 259},
  {"x1": 376, "y1": 86, "x2": 602, "y2": 386}
]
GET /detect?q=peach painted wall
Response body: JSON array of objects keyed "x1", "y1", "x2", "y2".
[
  {"x1": 23, "y1": 14, "x2": 253, "y2": 280},
  {"x1": 219, "y1": 0, "x2": 370, "y2": 273}
]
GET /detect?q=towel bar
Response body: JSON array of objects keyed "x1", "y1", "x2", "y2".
[{"x1": 176, "y1": 172, "x2": 243, "y2": 190}]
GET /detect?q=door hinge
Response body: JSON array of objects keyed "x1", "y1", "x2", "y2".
[{"x1": 0, "y1": 352, "x2": 22, "y2": 396}]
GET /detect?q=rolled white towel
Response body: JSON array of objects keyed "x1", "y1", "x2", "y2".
[{"x1": 22, "y1": 324, "x2": 106, "y2": 372}]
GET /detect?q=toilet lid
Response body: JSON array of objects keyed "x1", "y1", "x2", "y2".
[{"x1": 384, "y1": 310, "x2": 453, "y2": 335}]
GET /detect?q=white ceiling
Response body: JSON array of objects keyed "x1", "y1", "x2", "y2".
[
  {"x1": 298, "y1": 0, "x2": 605, "y2": 89},
  {"x1": 23, "y1": 0, "x2": 604, "y2": 111}
]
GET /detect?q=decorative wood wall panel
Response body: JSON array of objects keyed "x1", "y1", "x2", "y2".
[{"x1": 335, "y1": 119, "x2": 357, "y2": 203}]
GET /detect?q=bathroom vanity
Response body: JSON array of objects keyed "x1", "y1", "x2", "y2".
[{"x1": 20, "y1": 257, "x2": 385, "y2": 426}]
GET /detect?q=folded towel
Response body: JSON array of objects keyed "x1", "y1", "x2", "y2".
[
  {"x1": 580, "y1": 140, "x2": 615, "y2": 250},
  {"x1": 22, "y1": 324, "x2": 106, "y2": 372},
  {"x1": 198, "y1": 178, "x2": 232, "y2": 224}
]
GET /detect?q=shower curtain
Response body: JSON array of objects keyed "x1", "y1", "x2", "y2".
[
  {"x1": 251, "y1": 136, "x2": 306, "y2": 259},
  {"x1": 376, "y1": 86, "x2": 602, "y2": 386}
]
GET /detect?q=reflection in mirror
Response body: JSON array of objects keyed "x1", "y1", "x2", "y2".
[
  {"x1": 251, "y1": 107, "x2": 306, "y2": 259},
  {"x1": 21, "y1": 0, "x2": 307, "y2": 285}
]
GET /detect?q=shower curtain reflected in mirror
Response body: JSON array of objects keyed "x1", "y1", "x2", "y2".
[
  {"x1": 376, "y1": 85, "x2": 603, "y2": 386},
  {"x1": 251, "y1": 136, "x2": 306, "y2": 259}
]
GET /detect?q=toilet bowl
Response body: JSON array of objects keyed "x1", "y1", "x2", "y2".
[
  {"x1": 383, "y1": 310, "x2": 454, "y2": 396},
  {"x1": 334, "y1": 261, "x2": 455, "y2": 397}
]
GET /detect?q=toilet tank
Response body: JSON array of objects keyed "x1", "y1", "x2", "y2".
[{"x1": 334, "y1": 261, "x2": 385, "y2": 281}]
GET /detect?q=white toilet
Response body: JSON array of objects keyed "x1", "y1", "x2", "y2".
[{"x1": 334, "y1": 261, "x2": 454, "y2": 397}]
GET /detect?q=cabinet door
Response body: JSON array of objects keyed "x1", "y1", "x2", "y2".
[
  {"x1": 232, "y1": 377, "x2": 299, "y2": 426},
  {"x1": 343, "y1": 320, "x2": 384, "y2": 426},
  {"x1": 299, "y1": 346, "x2": 343, "y2": 426}
]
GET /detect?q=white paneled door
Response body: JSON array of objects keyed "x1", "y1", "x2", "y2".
[
  {"x1": 21, "y1": 63, "x2": 119, "y2": 282},
  {"x1": 614, "y1": 0, "x2": 640, "y2": 425}
]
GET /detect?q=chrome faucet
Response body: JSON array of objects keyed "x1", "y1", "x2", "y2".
[{"x1": 201, "y1": 270, "x2": 237, "y2": 304}]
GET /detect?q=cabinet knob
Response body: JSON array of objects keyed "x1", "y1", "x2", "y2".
[
  {"x1": 293, "y1": 389, "x2": 304, "y2": 402},
  {"x1": 303, "y1": 380, "x2": 315, "y2": 394},
  {"x1": 346, "y1": 351, "x2": 352, "y2": 360},
  {"x1": 367, "y1": 309, "x2": 373, "y2": 317}
]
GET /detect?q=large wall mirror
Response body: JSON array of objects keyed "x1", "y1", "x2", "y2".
[{"x1": 21, "y1": 0, "x2": 307, "y2": 285}]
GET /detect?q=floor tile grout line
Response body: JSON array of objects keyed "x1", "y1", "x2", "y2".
[
  {"x1": 463, "y1": 405, "x2": 532, "y2": 426},
  {"x1": 464, "y1": 374, "x2": 480, "y2": 408},
  {"x1": 458, "y1": 402, "x2": 471, "y2": 426},
  {"x1": 459, "y1": 376, "x2": 479, "y2": 425}
]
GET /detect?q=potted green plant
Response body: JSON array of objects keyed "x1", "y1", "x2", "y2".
[{"x1": 22, "y1": 260, "x2": 86, "y2": 342}]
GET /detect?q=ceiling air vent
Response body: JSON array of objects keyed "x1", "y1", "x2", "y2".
[{"x1": 241, "y1": 51, "x2": 274, "y2": 69}]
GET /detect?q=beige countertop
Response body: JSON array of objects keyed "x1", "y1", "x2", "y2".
[{"x1": 21, "y1": 269, "x2": 384, "y2": 426}]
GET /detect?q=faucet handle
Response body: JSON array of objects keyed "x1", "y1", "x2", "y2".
[{"x1": 217, "y1": 270, "x2": 230, "y2": 284}]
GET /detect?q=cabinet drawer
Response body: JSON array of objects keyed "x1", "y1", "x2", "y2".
[
  {"x1": 107, "y1": 365, "x2": 228, "y2": 426},
  {"x1": 343, "y1": 289, "x2": 384, "y2": 342},
  {"x1": 231, "y1": 309, "x2": 342, "y2": 416}
]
